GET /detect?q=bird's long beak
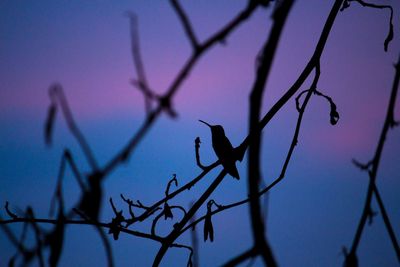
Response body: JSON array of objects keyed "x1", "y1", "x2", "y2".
[{"x1": 199, "y1": 120, "x2": 212, "y2": 127}]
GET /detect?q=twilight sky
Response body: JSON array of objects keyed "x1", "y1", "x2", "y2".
[{"x1": 1, "y1": 1, "x2": 399, "y2": 266}]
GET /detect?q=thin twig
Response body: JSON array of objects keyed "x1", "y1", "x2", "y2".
[
  {"x1": 189, "y1": 201, "x2": 199, "y2": 267},
  {"x1": 26, "y1": 208, "x2": 45, "y2": 267},
  {"x1": 0, "y1": 217, "x2": 164, "y2": 243},
  {"x1": 170, "y1": 0, "x2": 199, "y2": 49},
  {"x1": 347, "y1": 54, "x2": 400, "y2": 263},
  {"x1": 153, "y1": 170, "x2": 227, "y2": 266},
  {"x1": 351, "y1": 0, "x2": 393, "y2": 51},
  {"x1": 95, "y1": 226, "x2": 115, "y2": 267},
  {"x1": 5, "y1": 201, "x2": 18, "y2": 219},
  {"x1": 151, "y1": 205, "x2": 187, "y2": 236},
  {"x1": 221, "y1": 247, "x2": 257, "y2": 267},
  {"x1": 368, "y1": 171, "x2": 400, "y2": 258},
  {"x1": 170, "y1": 243, "x2": 195, "y2": 267},
  {"x1": 0, "y1": 215, "x2": 30, "y2": 257},
  {"x1": 165, "y1": 174, "x2": 178, "y2": 197},
  {"x1": 195, "y1": 137, "x2": 207, "y2": 170},
  {"x1": 133, "y1": 161, "x2": 219, "y2": 222},
  {"x1": 49, "y1": 84, "x2": 99, "y2": 171},
  {"x1": 126, "y1": 12, "x2": 155, "y2": 113}
]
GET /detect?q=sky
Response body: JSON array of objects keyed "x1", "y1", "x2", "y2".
[{"x1": 1, "y1": 1, "x2": 400, "y2": 266}]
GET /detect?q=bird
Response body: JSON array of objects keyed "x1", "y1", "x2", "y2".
[{"x1": 199, "y1": 120, "x2": 240, "y2": 180}]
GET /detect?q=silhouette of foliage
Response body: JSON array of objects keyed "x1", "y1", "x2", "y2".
[{"x1": 1, "y1": 0, "x2": 399, "y2": 266}]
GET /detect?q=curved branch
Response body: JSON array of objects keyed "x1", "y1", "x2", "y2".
[
  {"x1": 351, "y1": 0, "x2": 394, "y2": 51},
  {"x1": 347, "y1": 53, "x2": 400, "y2": 263},
  {"x1": 221, "y1": 246, "x2": 257, "y2": 267},
  {"x1": 153, "y1": 170, "x2": 227, "y2": 266},
  {"x1": 247, "y1": 0, "x2": 293, "y2": 266},
  {"x1": 151, "y1": 206, "x2": 187, "y2": 237},
  {"x1": 49, "y1": 84, "x2": 99, "y2": 171},
  {"x1": 170, "y1": 0, "x2": 199, "y2": 49},
  {"x1": 134, "y1": 162, "x2": 219, "y2": 222}
]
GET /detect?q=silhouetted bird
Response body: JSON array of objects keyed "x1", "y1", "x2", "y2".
[{"x1": 199, "y1": 120, "x2": 240, "y2": 179}]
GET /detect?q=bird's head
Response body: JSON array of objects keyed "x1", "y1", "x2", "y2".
[{"x1": 199, "y1": 120, "x2": 225, "y2": 136}]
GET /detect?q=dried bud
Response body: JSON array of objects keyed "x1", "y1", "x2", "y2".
[
  {"x1": 164, "y1": 203, "x2": 173, "y2": 220},
  {"x1": 329, "y1": 102, "x2": 339, "y2": 125},
  {"x1": 203, "y1": 203, "x2": 214, "y2": 242},
  {"x1": 108, "y1": 211, "x2": 125, "y2": 240}
]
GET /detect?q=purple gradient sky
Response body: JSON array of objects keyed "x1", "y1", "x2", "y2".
[{"x1": 1, "y1": 1, "x2": 400, "y2": 266}]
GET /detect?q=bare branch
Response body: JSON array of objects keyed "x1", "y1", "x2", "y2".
[
  {"x1": 151, "y1": 205, "x2": 187, "y2": 237},
  {"x1": 109, "y1": 198, "x2": 118, "y2": 215},
  {"x1": 26, "y1": 208, "x2": 45, "y2": 267},
  {"x1": 50, "y1": 149, "x2": 86, "y2": 216},
  {"x1": 165, "y1": 174, "x2": 178, "y2": 197},
  {"x1": 44, "y1": 96, "x2": 57, "y2": 146},
  {"x1": 368, "y1": 172, "x2": 400, "y2": 258},
  {"x1": 5, "y1": 201, "x2": 18, "y2": 219},
  {"x1": 48, "y1": 84, "x2": 99, "y2": 170},
  {"x1": 350, "y1": 0, "x2": 394, "y2": 51},
  {"x1": 125, "y1": 12, "x2": 155, "y2": 113},
  {"x1": 73, "y1": 208, "x2": 91, "y2": 221},
  {"x1": 170, "y1": 243, "x2": 195, "y2": 267},
  {"x1": 189, "y1": 201, "x2": 199, "y2": 267},
  {"x1": 295, "y1": 89, "x2": 310, "y2": 111},
  {"x1": 170, "y1": 0, "x2": 199, "y2": 49},
  {"x1": 247, "y1": 0, "x2": 293, "y2": 265},
  {"x1": 120, "y1": 194, "x2": 135, "y2": 219},
  {"x1": 195, "y1": 137, "x2": 207, "y2": 170},
  {"x1": 153, "y1": 170, "x2": 227, "y2": 266},
  {"x1": 221, "y1": 247, "x2": 257, "y2": 267},
  {"x1": 0, "y1": 215, "x2": 164, "y2": 243},
  {"x1": 352, "y1": 158, "x2": 373, "y2": 171},
  {"x1": 96, "y1": 227, "x2": 115, "y2": 267},
  {"x1": 348, "y1": 52, "x2": 400, "y2": 263},
  {"x1": 0, "y1": 215, "x2": 30, "y2": 259}
]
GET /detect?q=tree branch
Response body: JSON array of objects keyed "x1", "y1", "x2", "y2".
[
  {"x1": 48, "y1": 84, "x2": 99, "y2": 171},
  {"x1": 221, "y1": 247, "x2": 257, "y2": 267},
  {"x1": 347, "y1": 53, "x2": 400, "y2": 264},
  {"x1": 247, "y1": 0, "x2": 293, "y2": 266},
  {"x1": 170, "y1": 0, "x2": 199, "y2": 50}
]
